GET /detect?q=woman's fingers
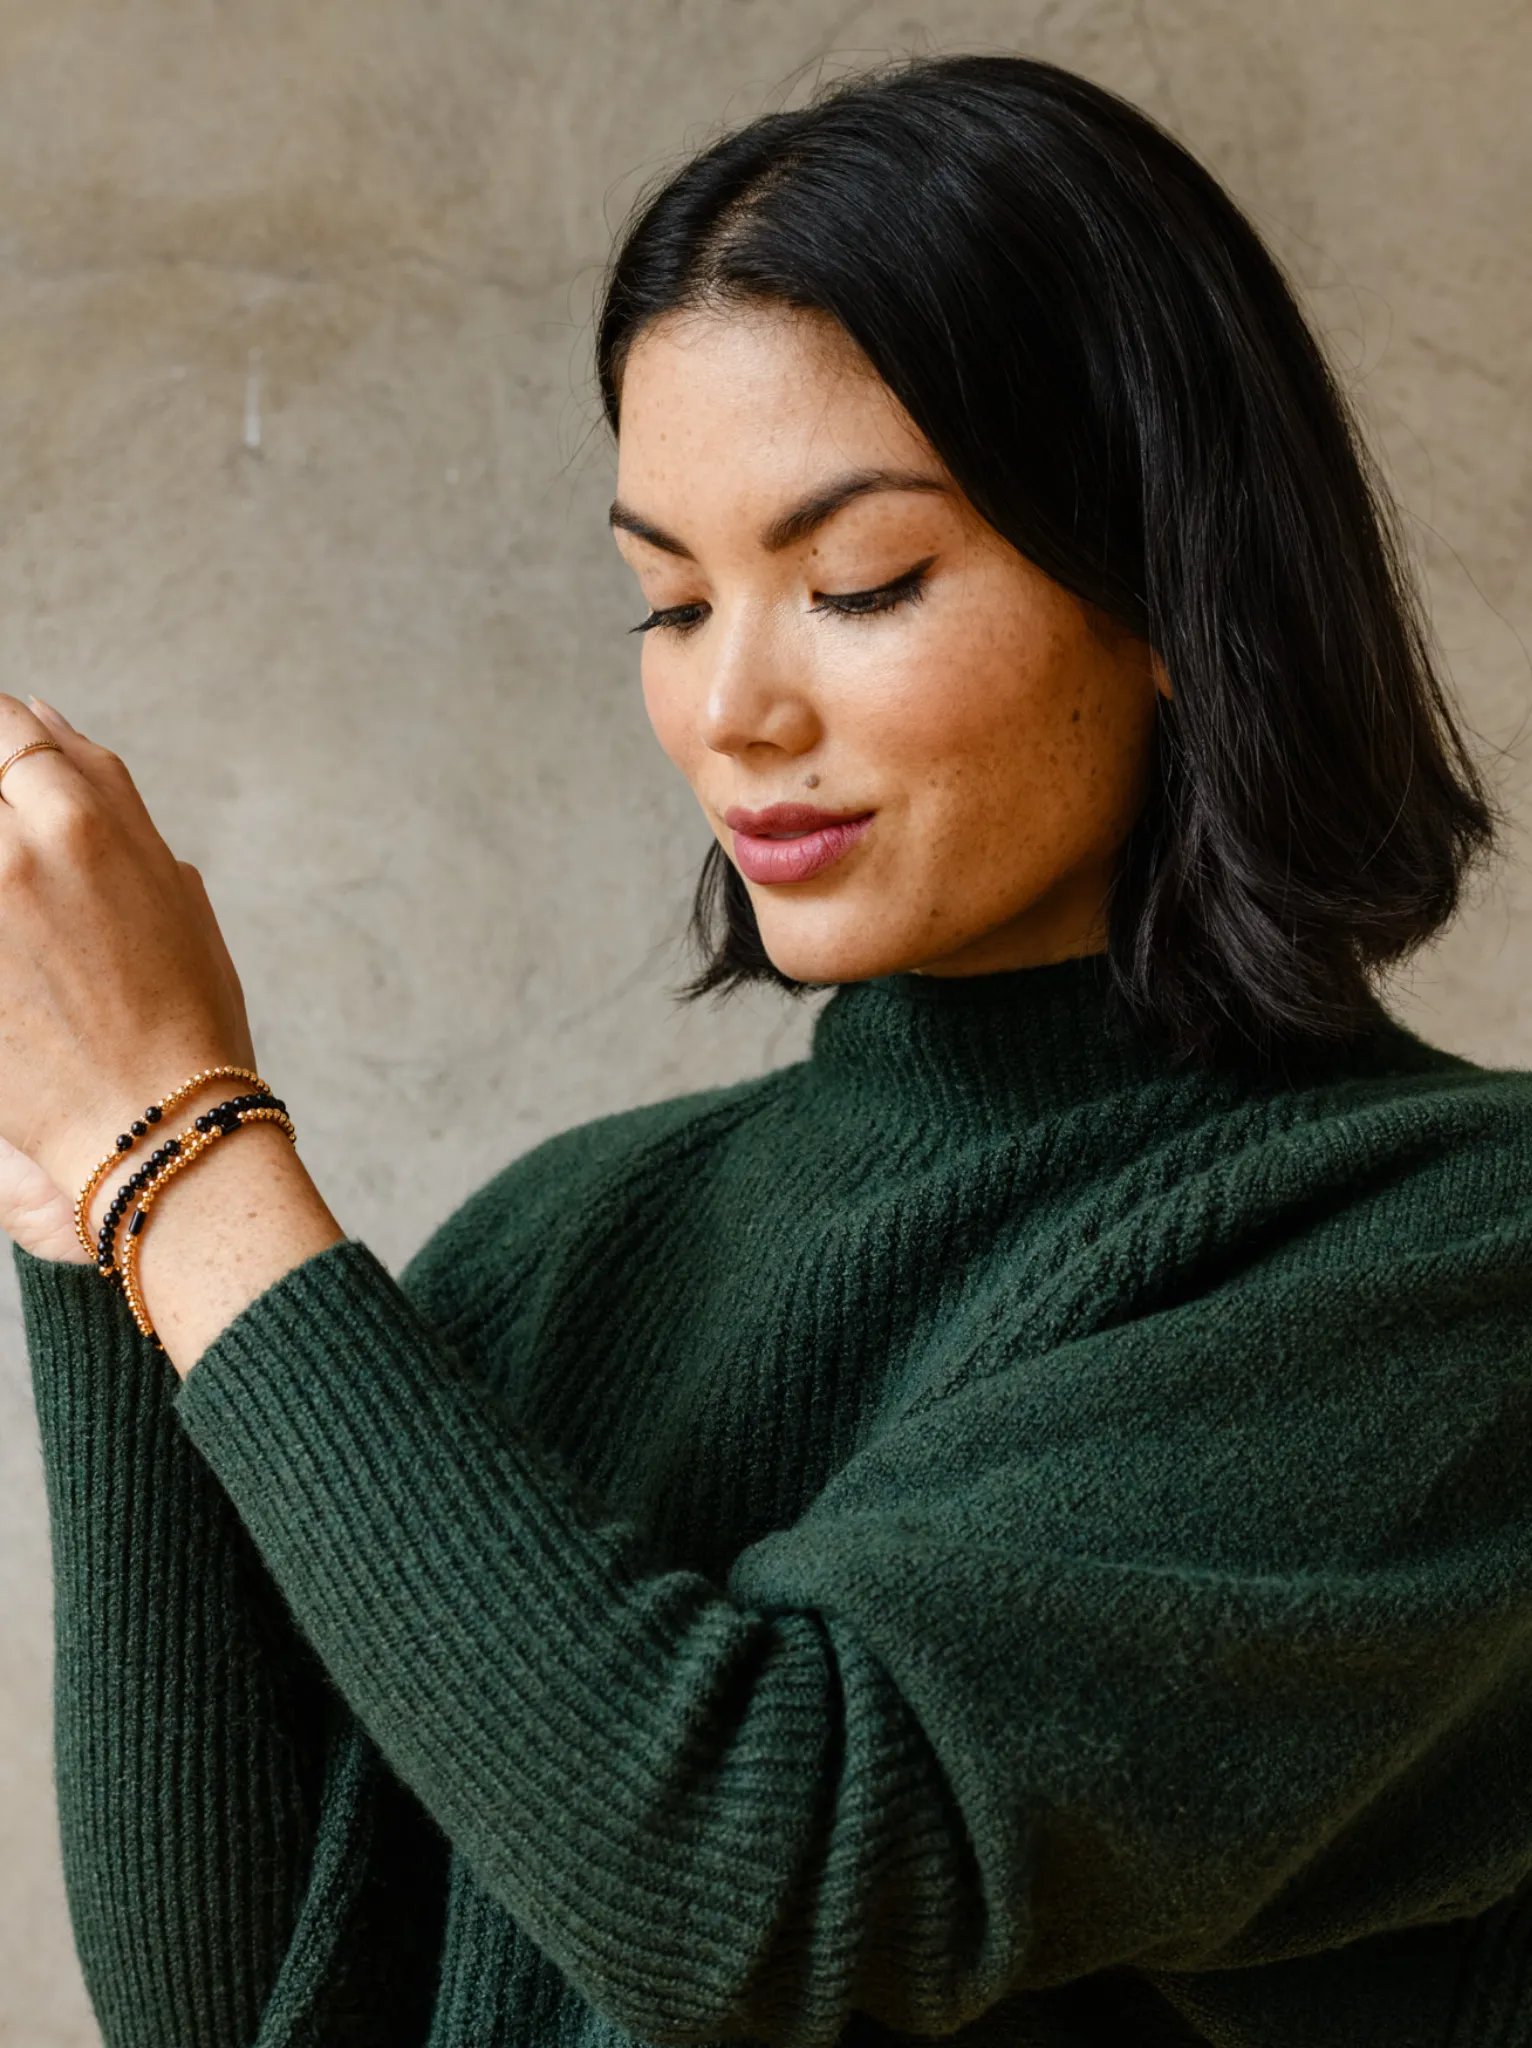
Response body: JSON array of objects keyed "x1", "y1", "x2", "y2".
[
  {"x1": 0, "y1": 694, "x2": 153, "y2": 851},
  {"x1": 28, "y1": 696, "x2": 78, "y2": 735},
  {"x1": 0, "y1": 695, "x2": 82, "y2": 809},
  {"x1": 25, "y1": 695, "x2": 159, "y2": 832}
]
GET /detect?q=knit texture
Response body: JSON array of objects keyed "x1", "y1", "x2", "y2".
[{"x1": 20, "y1": 955, "x2": 1532, "y2": 2048}]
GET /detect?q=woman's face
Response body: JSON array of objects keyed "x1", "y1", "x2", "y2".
[{"x1": 611, "y1": 303, "x2": 1167, "y2": 982}]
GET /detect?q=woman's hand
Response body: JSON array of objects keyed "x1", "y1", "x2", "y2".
[
  {"x1": 0, "y1": 1135, "x2": 90, "y2": 1264},
  {"x1": 0, "y1": 695, "x2": 256, "y2": 1201},
  {"x1": 0, "y1": 694, "x2": 346, "y2": 1373}
]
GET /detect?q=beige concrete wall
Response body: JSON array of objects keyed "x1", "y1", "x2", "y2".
[{"x1": 1, "y1": 3, "x2": 1527, "y2": 2038}]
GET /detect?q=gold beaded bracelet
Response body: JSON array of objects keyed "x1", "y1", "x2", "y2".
[
  {"x1": 118, "y1": 1103, "x2": 299, "y2": 1348},
  {"x1": 74, "y1": 1065, "x2": 267, "y2": 1261}
]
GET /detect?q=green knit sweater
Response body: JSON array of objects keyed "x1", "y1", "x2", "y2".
[{"x1": 19, "y1": 957, "x2": 1532, "y2": 2048}]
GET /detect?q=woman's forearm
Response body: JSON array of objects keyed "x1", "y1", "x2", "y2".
[{"x1": 19, "y1": 1247, "x2": 331, "y2": 2046}]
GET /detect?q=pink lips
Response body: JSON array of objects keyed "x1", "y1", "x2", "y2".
[{"x1": 723, "y1": 802, "x2": 875, "y2": 885}]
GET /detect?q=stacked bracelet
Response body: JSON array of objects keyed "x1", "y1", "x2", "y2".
[
  {"x1": 74, "y1": 1064, "x2": 266, "y2": 1261},
  {"x1": 74, "y1": 1065, "x2": 298, "y2": 1351},
  {"x1": 117, "y1": 1097, "x2": 297, "y2": 1349},
  {"x1": 93, "y1": 1091, "x2": 285, "y2": 1280}
]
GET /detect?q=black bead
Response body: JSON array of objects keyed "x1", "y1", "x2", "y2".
[
  {"x1": 165, "y1": 1138, "x2": 180, "y2": 1156},
  {"x1": 127, "y1": 1210, "x2": 146, "y2": 1238},
  {"x1": 144, "y1": 1104, "x2": 162, "y2": 1124},
  {"x1": 96, "y1": 1256, "x2": 112, "y2": 1271},
  {"x1": 194, "y1": 1115, "x2": 209, "y2": 1132},
  {"x1": 116, "y1": 1133, "x2": 133, "y2": 1152},
  {"x1": 130, "y1": 1120, "x2": 147, "y2": 1137}
]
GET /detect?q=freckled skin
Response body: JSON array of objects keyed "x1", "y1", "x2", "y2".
[{"x1": 611, "y1": 304, "x2": 1169, "y2": 982}]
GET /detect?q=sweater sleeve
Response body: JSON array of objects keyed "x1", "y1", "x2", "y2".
[
  {"x1": 16, "y1": 1245, "x2": 446, "y2": 2048},
  {"x1": 170, "y1": 1209, "x2": 1532, "y2": 2048},
  {"x1": 17, "y1": 1244, "x2": 328, "y2": 2047}
]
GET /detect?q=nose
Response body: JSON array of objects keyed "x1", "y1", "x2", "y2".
[{"x1": 697, "y1": 600, "x2": 821, "y2": 761}]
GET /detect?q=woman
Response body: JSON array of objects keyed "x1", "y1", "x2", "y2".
[{"x1": 8, "y1": 51, "x2": 1531, "y2": 2048}]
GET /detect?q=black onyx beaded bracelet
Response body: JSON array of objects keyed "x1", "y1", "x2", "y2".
[
  {"x1": 117, "y1": 1099, "x2": 298, "y2": 1347},
  {"x1": 93, "y1": 1093, "x2": 284, "y2": 1281},
  {"x1": 73, "y1": 1065, "x2": 267, "y2": 1263}
]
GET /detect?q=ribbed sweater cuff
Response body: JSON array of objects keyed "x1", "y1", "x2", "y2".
[{"x1": 170, "y1": 1236, "x2": 842, "y2": 2038}]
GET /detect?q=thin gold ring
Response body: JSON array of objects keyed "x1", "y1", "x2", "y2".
[{"x1": 0, "y1": 738, "x2": 64, "y2": 793}]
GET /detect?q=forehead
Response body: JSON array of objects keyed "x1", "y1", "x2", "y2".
[{"x1": 614, "y1": 303, "x2": 934, "y2": 491}]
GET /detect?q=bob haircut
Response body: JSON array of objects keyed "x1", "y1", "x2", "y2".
[{"x1": 595, "y1": 54, "x2": 1496, "y2": 1069}]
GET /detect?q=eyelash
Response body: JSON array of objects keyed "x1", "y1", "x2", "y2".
[{"x1": 629, "y1": 557, "x2": 936, "y2": 638}]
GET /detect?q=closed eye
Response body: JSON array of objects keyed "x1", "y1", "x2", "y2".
[
  {"x1": 629, "y1": 601, "x2": 708, "y2": 636},
  {"x1": 810, "y1": 556, "x2": 936, "y2": 618},
  {"x1": 629, "y1": 556, "x2": 938, "y2": 636}
]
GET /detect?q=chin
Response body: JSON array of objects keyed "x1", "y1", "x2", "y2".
[{"x1": 753, "y1": 912, "x2": 926, "y2": 986}]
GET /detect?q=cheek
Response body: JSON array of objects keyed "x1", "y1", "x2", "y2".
[
  {"x1": 866, "y1": 596, "x2": 1150, "y2": 850},
  {"x1": 843, "y1": 598, "x2": 1062, "y2": 796},
  {"x1": 639, "y1": 651, "x2": 696, "y2": 774}
]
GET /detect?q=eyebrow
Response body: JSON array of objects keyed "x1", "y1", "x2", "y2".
[{"x1": 607, "y1": 467, "x2": 951, "y2": 560}]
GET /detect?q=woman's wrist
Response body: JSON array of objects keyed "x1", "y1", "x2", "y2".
[
  {"x1": 60, "y1": 1066, "x2": 346, "y2": 1376},
  {"x1": 66, "y1": 1068, "x2": 271, "y2": 1269},
  {"x1": 49, "y1": 1060, "x2": 261, "y2": 1200},
  {"x1": 128, "y1": 1114, "x2": 346, "y2": 1378}
]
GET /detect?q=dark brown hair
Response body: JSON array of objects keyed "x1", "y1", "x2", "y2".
[{"x1": 597, "y1": 54, "x2": 1497, "y2": 1067}]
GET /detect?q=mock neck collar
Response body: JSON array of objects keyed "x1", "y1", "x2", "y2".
[{"x1": 807, "y1": 953, "x2": 1168, "y2": 1133}]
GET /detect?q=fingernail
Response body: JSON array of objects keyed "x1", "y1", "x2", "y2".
[{"x1": 29, "y1": 696, "x2": 75, "y2": 732}]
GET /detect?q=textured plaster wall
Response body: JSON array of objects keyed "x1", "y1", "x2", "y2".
[{"x1": 1, "y1": 3, "x2": 1528, "y2": 2038}]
